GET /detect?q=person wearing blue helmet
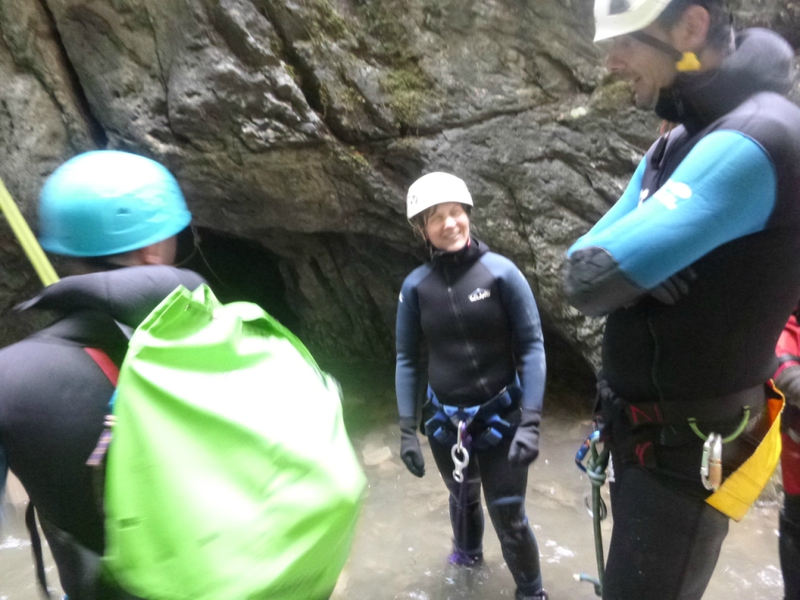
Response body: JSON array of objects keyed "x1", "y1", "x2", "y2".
[
  {"x1": 0, "y1": 150, "x2": 205, "y2": 599},
  {"x1": 38, "y1": 150, "x2": 193, "y2": 271}
]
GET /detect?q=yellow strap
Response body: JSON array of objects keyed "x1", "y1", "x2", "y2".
[
  {"x1": 706, "y1": 394, "x2": 783, "y2": 521},
  {"x1": 0, "y1": 177, "x2": 59, "y2": 286}
]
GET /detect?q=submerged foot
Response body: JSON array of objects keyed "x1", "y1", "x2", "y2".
[
  {"x1": 447, "y1": 549, "x2": 483, "y2": 567},
  {"x1": 515, "y1": 589, "x2": 549, "y2": 600}
]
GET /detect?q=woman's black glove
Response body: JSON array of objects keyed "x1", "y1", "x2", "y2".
[
  {"x1": 508, "y1": 409, "x2": 541, "y2": 467},
  {"x1": 399, "y1": 417, "x2": 425, "y2": 477}
]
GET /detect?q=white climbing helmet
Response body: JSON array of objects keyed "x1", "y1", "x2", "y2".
[
  {"x1": 594, "y1": 0, "x2": 674, "y2": 41},
  {"x1": 406, "y1": 172, "x2": 473, "y2": 220}
]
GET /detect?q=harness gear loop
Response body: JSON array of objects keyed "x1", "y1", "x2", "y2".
[
  {"x1": 700, "y1": 433, "x2": 723, "y2": 491},
  {"x1": 687, "y1": 406, "x2": 751, "y2": 443},
  {"x1": 575, "y1": 429, "x2": 610, "y2": 597},
  {"x1": 452, "y1": 421, "x2": 470, "y2": 483}
]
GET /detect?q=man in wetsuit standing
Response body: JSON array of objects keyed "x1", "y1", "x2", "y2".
[
  {"x1": 562, "y1": 1, "x2": 800, "y2": 598},
  {"x1": 0, "y1": 150, "x2": 204, "y2": 599}
]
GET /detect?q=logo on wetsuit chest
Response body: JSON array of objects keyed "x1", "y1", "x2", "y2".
[{"x1": 468, "y1": 288, "x2": 491, "y2": 302}]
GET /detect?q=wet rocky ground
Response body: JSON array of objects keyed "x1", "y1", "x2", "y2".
[{"x1": 0, "y1": 364, "x2": 785, "y2": 599}]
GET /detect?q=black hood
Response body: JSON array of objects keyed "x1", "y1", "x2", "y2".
[
  {"x1": 17, "y1": 265, "x2": 207, "y2": 329},
  {"x1": 430, "y1": 237, "x2": 489, "y2": 268},
  {"x1": 656, "y1": 28, "x2": 795, "y2": 133}
]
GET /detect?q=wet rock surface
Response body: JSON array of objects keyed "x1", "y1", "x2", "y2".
[{"x1": 0, "y1": 1, "x2": 796, "y2": 386}]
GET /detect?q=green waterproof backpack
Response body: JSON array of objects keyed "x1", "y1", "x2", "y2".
[{"x1": 101, "y1": 284, "x2": 366, "y2": 600}]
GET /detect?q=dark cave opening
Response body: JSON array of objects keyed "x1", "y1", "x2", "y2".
[{"x1": 175, "y1": 226, "x2": 300, "y2": 333}]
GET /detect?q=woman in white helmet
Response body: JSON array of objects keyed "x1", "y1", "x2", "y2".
[{"x1": 395, "y1": 172, "x2": 548, "y2": 600}]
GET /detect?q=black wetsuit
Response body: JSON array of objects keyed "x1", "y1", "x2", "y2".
[
  {"x1": 396, "y1": 239, "x2": 546, "y2": 596},
  {"x1": 563, "y1": 29, "x2": 800, "y2": 600},
  {"x1": 0, "y1": 266, "x2": 204, "y2": 599}
]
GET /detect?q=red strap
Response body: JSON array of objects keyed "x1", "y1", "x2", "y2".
[{"x1": 84, "y1": 347, "x2": 120, "y2": 387}]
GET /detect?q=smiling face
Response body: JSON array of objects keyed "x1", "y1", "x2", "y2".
[
  {"x1": 602, "y1": 4, "x2": 717, "y2": 110},
  {"x1": 604, "y1": 25, "x2": 679, "y2": 109},
  {"x1": 424, "y1": 202, "x2": 470, "y2": 252}
]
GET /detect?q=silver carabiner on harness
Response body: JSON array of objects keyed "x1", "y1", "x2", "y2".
[
  {"x1": 451, "y1": 421, "x2": 470, "y2": 483},
  {"x1": 700, "y1": 432, "x2": 723, "y2": 491}
]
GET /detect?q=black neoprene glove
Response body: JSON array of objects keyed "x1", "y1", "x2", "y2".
[
  {"x1": 778, "y1": 365, "x2": 800, "y2": 408},
  {"x1": 649, "y1": 267, "x2": 697, "y2": 305},
  {"x1": 508, "y1": 409, "x2": 541, "y2": 467},
  {"x1": 399, "y1": 417, "x2": 425, "y2": 477}
]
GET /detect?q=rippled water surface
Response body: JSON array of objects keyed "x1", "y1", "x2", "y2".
[{"x1": 0, "y1": 365, "x2": 784, "y2": 599}]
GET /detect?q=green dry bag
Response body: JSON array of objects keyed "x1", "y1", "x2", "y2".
[{"x1": 102, "y1": 284, "x2": 366, "y2": 600}]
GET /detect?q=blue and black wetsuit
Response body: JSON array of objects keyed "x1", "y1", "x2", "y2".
[
  {"x1": 563, "y1": 29, "x2": 800, "y2": 600},
  {"x1": 396, "y1": 238, "x2": 545, "y2": 415},
  {"x1": 396, "y1": 238, "x2": 546, "y2": 596}
]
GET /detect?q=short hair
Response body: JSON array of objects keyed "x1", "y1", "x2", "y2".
[{"x1": 656, "y1": 0, "x2": 733, "y2": 50}]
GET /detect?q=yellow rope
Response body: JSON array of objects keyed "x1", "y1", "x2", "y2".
[{"x1": 0, "y1": 177, "x2": 59, "y2": 286}]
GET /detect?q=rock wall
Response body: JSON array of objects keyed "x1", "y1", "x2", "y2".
[{"x1": 0, "y1": 0, "x2": 797, "y2": 392}]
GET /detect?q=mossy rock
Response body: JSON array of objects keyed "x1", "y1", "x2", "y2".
[{"x1": 588, "y1": 80, "x2": 634, "y2": 114}]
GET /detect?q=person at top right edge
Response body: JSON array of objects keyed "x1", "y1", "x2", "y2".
[
  {"x1": 561, "y1": 1, "x2": 800, "y2": 599},
  {"x1": 772, "y1": 306, "x2": 800, "y2": 600}
]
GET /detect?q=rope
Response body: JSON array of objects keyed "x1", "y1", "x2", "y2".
[
  {"x1": 450, "y1": 422, "x2": 477, "y2": 566},
  {"x1": 576, "y1": 433, "x2": 609, "y2": 597},
  {"x1": 0, "y1": 177, "x2": 59, "y2": 286}
]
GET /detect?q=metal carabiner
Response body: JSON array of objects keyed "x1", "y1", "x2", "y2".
[
  {"x1": 701, "y1": 432, "x2": 723, "y2": 491},
  {"x1": 451, "y1": 421, "x2": 470, "y2": 483}
]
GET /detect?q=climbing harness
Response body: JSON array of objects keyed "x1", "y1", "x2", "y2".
[
  {"x1": 574, "y1": 429, "x2": 610, "y2": 597},
  {"x1": 452, "y1": 421, "x2": 470, "y2": 483},
  {"x1": 424, "y1": 381, "x2": 519, "y2": 451},
  {"x1": 596, "y1": 380, "x2": 784, "y2": 522},
  {"x1": 706, "y1": 388, "x2": 784, "y2": 520},
  {"x1": 688, "y1": 405, "x2": 751, "y2": 491}
]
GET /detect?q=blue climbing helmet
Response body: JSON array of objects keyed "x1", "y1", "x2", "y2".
[{"x1": 38, "y1": 150, "x2": 192, "y2": 257}]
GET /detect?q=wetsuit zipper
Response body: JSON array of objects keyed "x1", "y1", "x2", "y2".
[{"x1": 444, "y1": 269, "x2": 492, "y2": 400}]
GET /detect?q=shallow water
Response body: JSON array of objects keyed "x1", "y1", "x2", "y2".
[
  {"x1": 332, "y1": 367, "x2": 784, "y2": 600},
  {"x1": 0, "y1": 365, "x2": 785, "y2": 599}
]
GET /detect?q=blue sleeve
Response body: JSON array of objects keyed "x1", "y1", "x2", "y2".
[
  {"x1": 395, "y1": 270, "x2": 426, "y2": 419},
  {"x1": 484, "y1": 255, "x2": 546, "y2": 412},
  {"x1": 565, "y1": 131, "x2": 777, "y2": 310}
]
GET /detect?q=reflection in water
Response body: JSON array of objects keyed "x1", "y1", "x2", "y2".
[{"x1": 0, "y1": 365, "x2": 784, "y2": 599}]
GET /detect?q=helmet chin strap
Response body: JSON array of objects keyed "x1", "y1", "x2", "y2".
[
  {"x1": 629, "y1": 30, "x2": 683, "y2": 61},
  {"x1": 629, "y1": 31, "x2": 703, "y2": 72}
]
